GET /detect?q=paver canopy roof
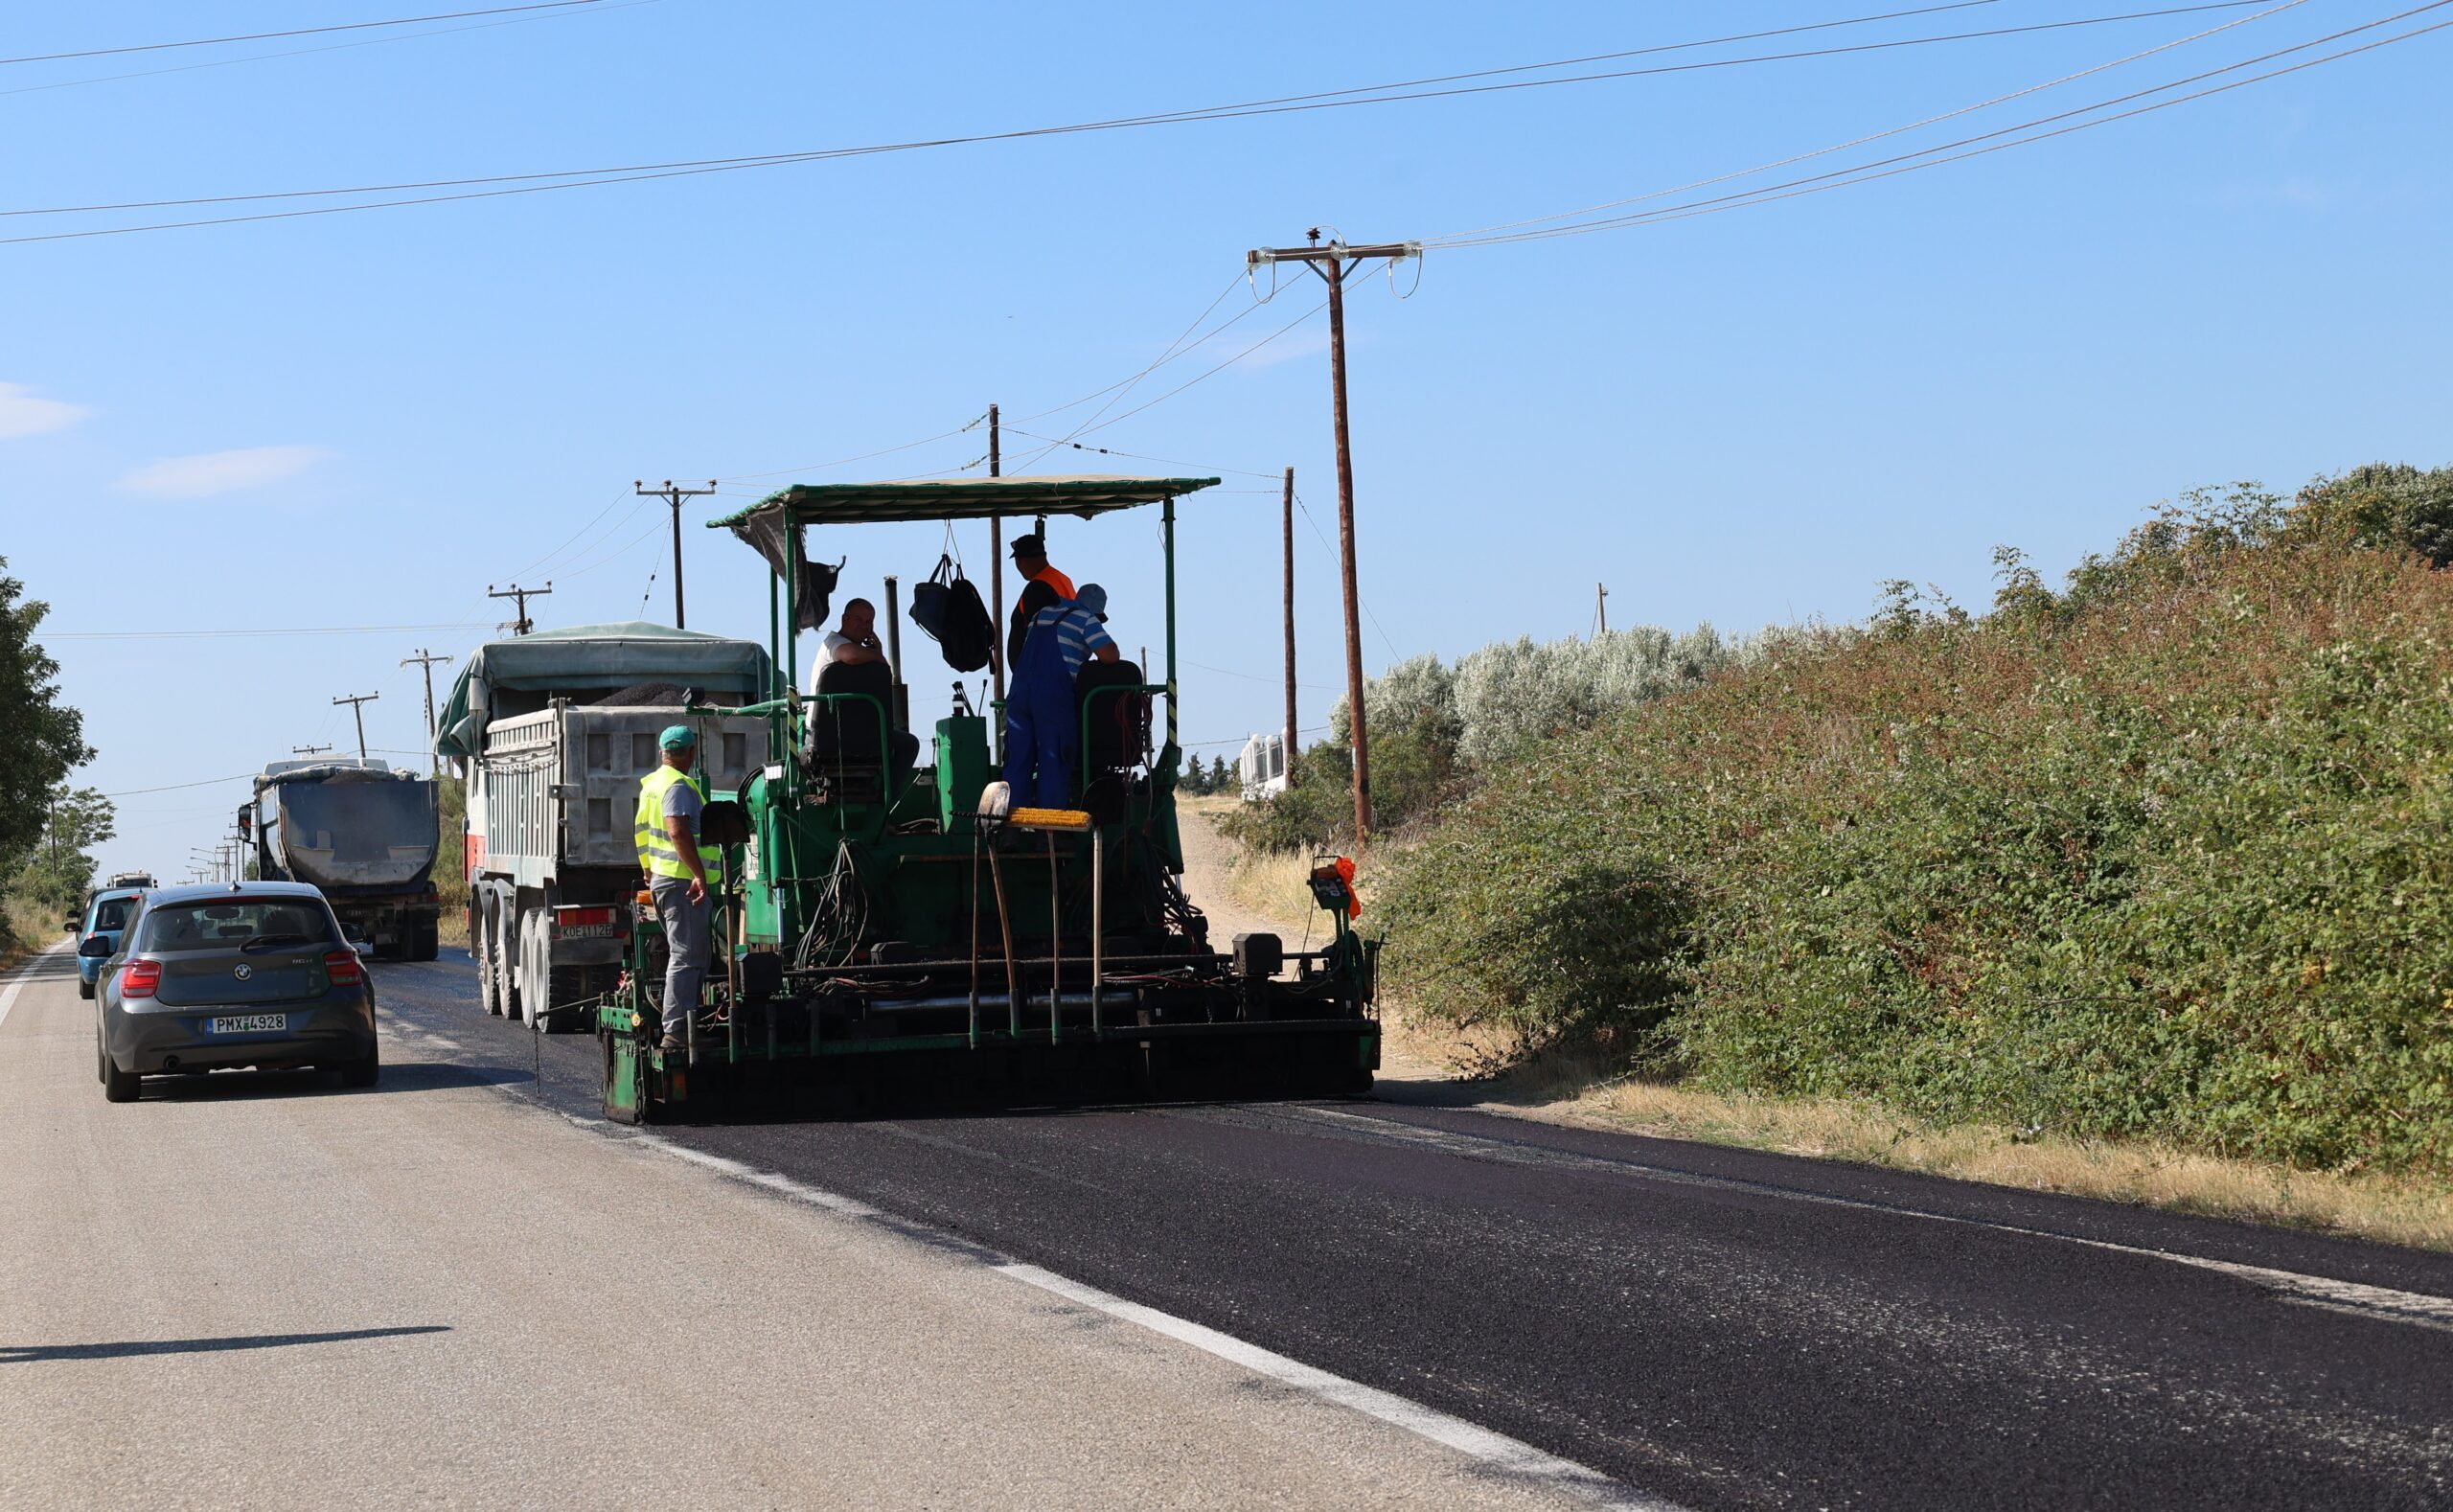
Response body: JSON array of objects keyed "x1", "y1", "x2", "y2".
[{"x1": 705, "y1": 474, "x2": 1221, "y2": 528}]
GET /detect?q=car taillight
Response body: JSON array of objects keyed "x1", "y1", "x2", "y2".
[
  {"x1": 121, "y1": 958, "x2": 161, "y2": 998},
  {"x1": 324, "y1": 949, "x2": 365, "y2": 988}
]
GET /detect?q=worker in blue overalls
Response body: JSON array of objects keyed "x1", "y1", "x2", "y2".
[{"x1": 1001, "y1": 583, "x2": 1119, "y2": 809}]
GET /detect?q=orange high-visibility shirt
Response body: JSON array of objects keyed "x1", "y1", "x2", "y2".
[{"x1": 1034, "y1": 564, "x2": 1077, "y2": 600}]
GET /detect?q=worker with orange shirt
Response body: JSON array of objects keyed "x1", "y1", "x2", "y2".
[{"x1": 1004, "y1": 531, "x2": 1077, "y2": 672}]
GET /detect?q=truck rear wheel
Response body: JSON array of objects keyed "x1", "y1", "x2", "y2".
[
  {"x1": 477, "y1": 906, "x2": 502, "y2": 1016},
  {"x1": 497, "y1": 916, "x2": 523, "y2": 1024}
]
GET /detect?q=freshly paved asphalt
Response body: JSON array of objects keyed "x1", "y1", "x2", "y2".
[{"x1": 354, "y1": 950, "x2": 2453, "y2": 1511}]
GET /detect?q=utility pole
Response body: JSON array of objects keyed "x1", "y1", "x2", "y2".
[
  {"x1": 400, "y1": 648, "x2": 453, "y2": 774},
  {"x1": 636, "y1": 480, "x2": 718, "y2": 628},
  {"x1": 1595, "y1": 583, "x2": 1609, "y2": 637},
  {"x1": 1281, "y1": 465, "x2": 1298, "y2": 788},
  {"x1": 291, "y1": 744, "x2": 332, "y2": 757},
  {"x1": 1246, "y1": 232, "x2": 1420, "y2": 839},
  {"x1": 332, "y1": 692, "x2": 379, "y2": 762},
  {"x1": 988, "y1": 403, "x2": 1004, "y2": 716},
  {"x1": 488, "y1": 581, "x2": 552, "y2": 636}
]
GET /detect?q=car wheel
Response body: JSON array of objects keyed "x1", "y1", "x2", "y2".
[
  {"x1": 101, "y1": 1043, "x2": 141, "y2": 1103},
  {"x1": 339, "y1": 1042, "x2": 380, "y2": 1088},
  {"x1": 79, "y1": 976, "x2": 94, "y2": 1000}
]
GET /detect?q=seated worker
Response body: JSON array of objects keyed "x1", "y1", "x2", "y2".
[
  {"x1": 1003, "y1": 532, "x2": 1075, "y2": 672},
  {"x1": 1001, "y1": 584, "x2": 1119, "y2": 809},
  {"x1": 821, "y1": 597, "x2": 885, "y2": 672}
]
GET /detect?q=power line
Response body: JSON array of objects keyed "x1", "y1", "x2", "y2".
[
  {"x1": 495, "y1": 483, "x2": 637, "y2": 584},
  {"x1": 0, "y1": 0, "x2": 606, "y2": 66},
  {"x1": 0, "y1": 4, "x2": 2275, "y2": 247},
  {"x1": 0, "y1": 5, "x2": 2007, "y2": 215},
  {"x1": 1022, "y1": 297, "x2": 1333, "y2": 464},
  {"x1": 49, "y1": 621, "x2": 488, "y2": 640},
  {"x1": 715, "y1": 413, "x2": 988, "y2": 484},
  {"x1": 1428, "y1": 0, "x2": 2311, "y2": 244},
  {"x1": 999, "y1": 428, "x2": 1284, "y2": 482},
  {"x1": 1007, "y1": 274, "x2": 1249, "y2": 468},
  {"x1": 1434, "y1": 4, "x2": 2453, "y2": 248},
  {"x1": 1294, "y1": 493, "x2": 1402, "y2": 660},
  {"x1": 101, "y1": 774, "x2": 259, "y2": 797},
  {"x1": 1, "y1": 1, "x2": 655, "y2": 103}
]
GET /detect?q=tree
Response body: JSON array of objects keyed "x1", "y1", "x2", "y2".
[
  {"x1": 0, "y1": 559, "x2": 92, "y2": 863},
  {"x1": 1211, "y1": 754, "x2": 1232, "y2": 793},
  {"x1": 13, "y1": 785, "x2": 115, "y2": 911}
]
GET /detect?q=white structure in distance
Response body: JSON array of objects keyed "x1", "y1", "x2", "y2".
[{"x1": 1236, "y1": 733, "x2": 1289, "y2": 800}]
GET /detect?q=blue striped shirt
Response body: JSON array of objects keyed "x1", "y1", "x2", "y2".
[{"x1": 1028, "y1": 604, "x2": 1115, "y2": 676}]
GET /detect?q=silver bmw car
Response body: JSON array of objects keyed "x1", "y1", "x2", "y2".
[{"x1": 92, "y1": 881, "x2": 379, "y2": 1103}]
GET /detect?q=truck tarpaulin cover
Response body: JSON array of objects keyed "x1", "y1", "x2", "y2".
[
  {"x1": 432, "y1": 623, "x2": 775, "y2": 761},
  {"x1": 260, "y1": 769, "x2": 441, "y2": 891}
]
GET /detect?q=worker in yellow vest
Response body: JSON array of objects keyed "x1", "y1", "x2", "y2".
[{"x1": 633, "y1": 725, "x2": 721, "y2": 1050}]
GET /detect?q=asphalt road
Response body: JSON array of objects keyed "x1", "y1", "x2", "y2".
[{"x1": 13, "y1": 943, "x2": 2453, "y2": 1510}]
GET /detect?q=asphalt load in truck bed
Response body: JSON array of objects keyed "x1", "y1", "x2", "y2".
[{"x1": 368, "y1": 951, "x2": 2453, "y2": 1512}]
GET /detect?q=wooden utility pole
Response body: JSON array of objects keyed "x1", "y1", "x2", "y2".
[
  {"x1": 1596, "y1": 583, "x2": 1609, "y2": 637},
  {"x1": 332, "y1": 692, "x2": 379, "y2": 761},
  {"x1": 1245, "y1": 233, "x2": 1419, "y2": 839},
  {"x1": 1281, "y1": 465, "x2": 1297, "y2": 787},
  {"x1": 988, "y1": 402, "x2": 1005, "y2": 760},
  {"x1": 636, "y1": 480, "x2": 718, "y2": 628},
  {"x1": 488, "y1": 581, "x2": 552, "y2": 636},
  {"x1": 400, "y1": 648, "x2": 453, "y2": 774}
]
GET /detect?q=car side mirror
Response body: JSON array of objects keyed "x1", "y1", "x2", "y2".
[
  {"x1": 77, "y1": 936, "x2": 113, "y2": 958},
  {"x1": 63, "y1": 919, "x2": 80, "y2": 933},
  {"x1": 352, "y1": 942, "x2": 374, "y2": 960}
]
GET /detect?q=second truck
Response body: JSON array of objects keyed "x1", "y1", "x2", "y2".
[
  {"x1": 433, "y1": 622, "x2": 772, "y2": 1029},
  {"x1": 243, "y1": 758, "x2": 444, "y2": 959}
]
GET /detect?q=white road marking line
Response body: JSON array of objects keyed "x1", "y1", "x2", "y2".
[
  {"x1": 608, "y1": 1128, "x2": 1670, "y2": 1508},
  {"x1": 0, "y1": 939, "x2": 71, "y2": 1033},
  {"x1": 1291, "y1": 1106, "x2": 2453, "y2": 1334},
  {"x1": 999, "y1": 1261, "x2": 1681, "y2": 1511}
]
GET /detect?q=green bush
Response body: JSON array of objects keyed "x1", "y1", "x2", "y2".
[{"x1": 1373, "y1": 469, "x2": 2453, "y2": 1171}]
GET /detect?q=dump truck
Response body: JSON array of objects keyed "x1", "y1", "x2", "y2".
[
  {"x1": 243, "y1": 759, "x2": 443, "y2": 959},
  {"x1": 433, "y1": 623, "x2": 773, "y2": 1030},
  {"x1": 594, "y1": 475, "x2": 1379, "y2": 1123}
]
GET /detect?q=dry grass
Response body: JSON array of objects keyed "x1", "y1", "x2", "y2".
[
  {"x1": 1, "y1": 895, "x2": 68, "y2": 973},
  {"x1": 1387, "y1": 1033, "x2": 2453, "y2": 1251},
  {"x1": 434, "y1": 872, "x2": 470, "y2": 950},
  {"x1": 1224, "y1": 845, "x2": 1324, "y2": 933}
]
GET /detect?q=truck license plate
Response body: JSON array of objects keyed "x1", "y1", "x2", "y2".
[
  {"x1": 209, "y1": 1014, "x2": 287, "y2": 1035},
  {"x1": 558, "y1": 924, "x2": 615, "y2": 940}
]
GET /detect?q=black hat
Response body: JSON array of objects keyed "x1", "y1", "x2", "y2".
[{"x1": 1009, "y1": 533, "x2": 1046, "y2": 557}]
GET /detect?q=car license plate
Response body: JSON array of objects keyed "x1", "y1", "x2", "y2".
[{"x1": 209, "y1": 1014, "x2": 287, "y2": 1035}]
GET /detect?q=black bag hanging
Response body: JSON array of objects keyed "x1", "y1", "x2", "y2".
[{"x1": 909, "y1": 553, "x2": 996, "y2": 674}]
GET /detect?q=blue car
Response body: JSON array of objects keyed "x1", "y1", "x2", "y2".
[{"x1": 69, "y1": 887, "x2": 144, "y2": 1000}]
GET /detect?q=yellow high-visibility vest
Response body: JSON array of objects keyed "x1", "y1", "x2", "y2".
[{"x1": 634, "y1": 766, "x2": 721, "y2": 881}]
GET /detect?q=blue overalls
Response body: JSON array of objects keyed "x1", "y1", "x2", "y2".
[{"x1": 1002, "y1": 615, "x2": 1079, "y2": 809}]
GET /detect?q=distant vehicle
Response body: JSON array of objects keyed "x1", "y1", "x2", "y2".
[
  {"x1": 243, "y1": 758, "x2": 442, "y2": 960},
  {"x1": 433, "y1": 623, "x2": 769, "y2": 1030},
  {"x1": 90, "y1": 881, "x2": 378, "y2": 1103},
  {"x1": 103, "y1": 871, "x2": 157, "y2": 891},
  {"x1": 65, "y1": 886, "x2": 145, "y2": 1000},
  {"x1": 1237, "y1": 732, "x2": 1289, "y2": 800}
]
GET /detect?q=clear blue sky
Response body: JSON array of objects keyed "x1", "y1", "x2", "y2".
[{"x1": 5, "y1": 1, "x2": 2446, "y2": 879}]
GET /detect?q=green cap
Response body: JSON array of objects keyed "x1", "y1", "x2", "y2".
[{"x1": 658, "y1": 724, "x2": 697, "y2": 751}]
